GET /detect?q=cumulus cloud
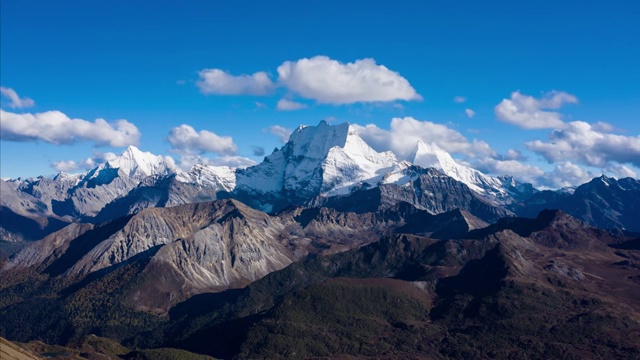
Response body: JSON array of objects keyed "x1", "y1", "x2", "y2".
[
  {"x1": 176, "y1": 154, "x2": 256, "y2": 170},
  {"x1": 353, "y1": 117, "x2": 496, "y2": 160},
  {"x1": 79, "y1": 151, "x2": 118, "y2": 169},
  {"x1": 526, "y1": 121, "x2": 640, "y2": 167},
  {"x1": 0, "y1": 109, "x2": 140, "y2": 147},
  {"x1": 276, "y1": 98, "x2": 307, "y2": 111},
  {"x1": 349, "y1": 116, "x2": 614, "y2": 188},
  {"x1": 51, "y1": 160, "x2": 79, "y2": 172},
  {"x1": 475, "y1": 157, "x2": 546, "y2": 185},
  {"x1": 605, "y1": 164, "x2": 637, "y2": 179},
  {"x1": 167, "y1": 124, "x2": 238, "y2": 155},
  {"x1": 453, "y1": 96, "x2": 466, "y2": 103},
  {"x1": 495, "y1": 90, "x2": 578, "y2": 129},
  {"x1": 196, "y1": 69, "x2": 274, "y2": 96},
  {"x1": 277, "y1": 56, "x2": 421, "y2": 104},
  {"x1": 465, "y1": 108, "x2": 475, "y2": 118},
  {"x1": 505, "y1": 149, "x2": 526, "y2": 161},
  {"x1": 546, "y1": 162, "x2": 595, "y2": 188},
  {"x1": 0, "y1": 87, "x2": 35, "y2": 108},
  {"x1": 263, "y1": 125, "x2": 293, "y2": 143}
]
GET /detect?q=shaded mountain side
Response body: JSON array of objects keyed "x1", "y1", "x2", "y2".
[
  {"x1": 0, "y1": 206, "x2": 69, "y2": 242},
  {"x1": 468, "y1": 209, "x2": 628, "y2": 248},
  {"x1": 3, "y1": 199, "x2": 489, "y2": 313},
  {"x1": 1, "y1": 208, "x2": 639, "y2": 359},
  {"x1": 127, "y1": 212, "x2": 640, "y2": 359},
  {"x1": 513, "y1": 176, "x2": 640, "y2": 232},
  {"x1": 235, "y1": 277, "x2": 639, "y2": 359},
  {"x1": 91, "y1": 175, "x2": 225, "y2": 224},
  {"x1": 0, "y1": 245, "x2": 166, "y2": 345},
  {"x1": 509, "y1": 189, "x2": 572, "y2": 218},
  {"x1": 306, "y1": 169, "x2": 511, "y2": 223}
]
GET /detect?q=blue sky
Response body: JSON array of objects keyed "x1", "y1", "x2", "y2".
[{"x1": 1, "y1": 1, "x2": 639, "y2": 187}]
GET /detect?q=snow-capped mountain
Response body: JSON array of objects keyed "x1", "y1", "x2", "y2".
[
  {"x1": 1, "y1": 121, "x2": 540, "y2": 227},
  {"x1": 2, "y1": 119, "x2": 639, "y2": 256},
  {"x1": 102, "y1": 145, "x2": 177, "y2": 180},
  {"x1": 175, "y1": 163, "x2": 236, "y2": 192},
  {"x1": 235, "y1": 120, "x2": 398, "y2": 211},
  {"x1": 410, "y1": 140, "x2": 534, "y2": 204},
  {"x1": 2, "y1": 146, "x2": 175, "y2": 220}
]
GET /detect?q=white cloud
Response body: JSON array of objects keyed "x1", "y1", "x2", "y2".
[
  {"x1": 605, "y1": 164, "x2": 637, "y2": 179},
  {"x1": 526, "y1": 120, "x2": 640, "y2": 167},
  {"x1": 167, "y1": 124, "x2": 238, "y2": 155},
  {"x1": 505, "y1": 149, "x2": 526, "y2": 161},
  {"x1": 0, "y1": 87, "x2": 35, "y2": 108},
  {"x1": 176, "y1": 154, "x2": 256, "y2": 170},
  {"x1": 277, "y1": 56, "x2": 421, "y2": 104},
  {"x1": 465, "y1": 108, "x2": 475, "y2": 118},
  {"x1": 276, "y1": 98, "x2": 307, "y2": 111},
  {"x1": 196, "y1": 69, "x2": 274, "y2": 96},
  {"x1": 209, "y1": 155, "x2": 257, "y2": 168},
  {"x1": 263, "y1": 125, "x2": 293, "y2": 143},
  {"x1": 546, "y1": 162, "x2": 595, "y2": 188},
  {"x1": 79, "y1": 151, "x2": 118, "y2": 169},
  {"x1": 0, "y1": 109, "x2": 140, "y2": 147},
  {"x1": 495, "y1": 90, "x2": 577, "y2": 129},
  {"x1": 51, "y1": 160, "x2": 79, "y2": 172},
  {"x1": 475, "y1": 157, "x2": 546, "y2": 184},
  {"x1": 453, "y1": 96, "x2": 466, "y2": 103},
  {"x1": 353, "y1": 117, "x2": 496, "y2": 160},
  {"x1": 350, "y1": 116, "x2": 613, "y2": 188}
]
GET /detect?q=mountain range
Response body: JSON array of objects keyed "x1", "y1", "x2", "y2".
[
  {"x1": 1, "y1": 120, "x2": 639, "y2": 358},
  {"x1": 1, "y1": 121, "x2": 637, "y2": 245}
]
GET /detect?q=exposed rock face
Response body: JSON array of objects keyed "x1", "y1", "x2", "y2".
[
  {"x1": 1, "y1": 121, "x2": 637, "y2": 245},
  {"x1": 512, "y1": 175, "x2": 640, "y2": 231},
  {"x1": 3, "y1": 198, "x2": 493, "y2": 311},
  {"x1": 136, "y1": 209, "x2": 640, "y2": 359},
  {"x1": 310, "y1": 167, "x2": 511, "y2": 223},
  {"x1": 234, "y1": 120, "x2": 398, "y2": 212},
  {"x1": 2, "y1": 203, "x2": 639, "y2": 359}
]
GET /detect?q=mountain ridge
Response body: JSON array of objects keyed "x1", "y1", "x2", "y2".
[{"x1": 1, "y1": 120, "x2": 638, "y2": 246}]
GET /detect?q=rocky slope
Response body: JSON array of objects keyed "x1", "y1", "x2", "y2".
[
  {"x1": 511, "y1": 175, "x2": 640, "y2": 231},
  {"x1": 2, "y1": 198, "x2": 483, "y2": 313},
  {"x1": 135, "y1": 210, "x2": 640, "y2": 359},
  {"x1": 2, "y1": 121, "x2": 543, "y2": 234},
  {"x1": 310, "y1": 166, "x2": 511, "y2": 222},
  {"x1": 1, "y1": 207, "x2": 638, "y2": 358}
]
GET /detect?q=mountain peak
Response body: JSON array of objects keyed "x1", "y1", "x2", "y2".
[
  {"x1": 411, "y1": 140, "x2": 455, "y2": 171},
  {"x1": 236, "y1": 121, "x2": 397, "y2": 207},
  {"x1": 121, "y1": 145, "x2": 145, "y2": 158},
  {"x1": 106, "y1": 146, "x2": 176, "y2": 179}
]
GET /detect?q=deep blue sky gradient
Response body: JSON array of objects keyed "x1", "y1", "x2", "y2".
[{"x1": 1, "y1": 0, "x2": 639, "y2": 178}]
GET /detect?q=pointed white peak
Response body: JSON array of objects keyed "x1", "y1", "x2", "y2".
[
  {"x1": 287, "y1": 120, "x2": 396, "y2": 164},
  {"x1": 411, "y1": 140, "x2": 458, "y2": 175},
  {"x1": 410, "y1": 140, "x2": 504, "y2": 197},
  {"x1": 176, "y1": 163, "x2": 236, "y2": 192},
  {"x1": 107, "y1": 145, "x2": 177, "y2": 179},
  {"x1": 52, "y1": 172, "x2": 84, "y2": 185},
  {"x1": 237, "y1": 120, "x2": 398, "y2": 198},
  {"x1": 287, "y1": 120, "x2": 350, "y2": 160}
]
